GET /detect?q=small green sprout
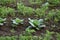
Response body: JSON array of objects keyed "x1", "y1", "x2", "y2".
[{"x1": 0, "y1": 18, "x2": 6, "y2": 25}]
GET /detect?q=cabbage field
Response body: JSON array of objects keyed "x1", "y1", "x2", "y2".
[{"x1": 0, "y1": 0, "x2": 60, "y2": 40}]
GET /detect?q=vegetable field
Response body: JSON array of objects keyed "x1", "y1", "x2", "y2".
[{"x1": 0, "y1": 0, "x2": 60, "y2": 40}]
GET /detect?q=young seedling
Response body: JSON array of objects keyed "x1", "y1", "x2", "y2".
[
  {"x1": 0, "y1": 18, "x2": 6, "y2": 26},
  {"x1": 26, "y1": 26, "x2": 36, "y2": 33},
  {"x1": 12, "y1": 18, "x2": 24, "y2": 27}
]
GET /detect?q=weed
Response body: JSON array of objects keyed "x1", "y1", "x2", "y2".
[
  {"x1": 47, "y1": 0, "x2": 60, "y2": 6},
  {"x1": 0, "y1": 0, "x2": 15, "y2": 5},
  {"x1": 29, "y1": 0, "x2": 43, "y2": 5},
  {"x1": 45, "y1": 9, "x2": 55, "y2": 21},
  {"x1": 45, "y1": 9, "x2": 60, "y2": 23},
  {"x1": 43, "y1": 30, "x2": 54, "y2": 40},
  {"x1": 35, "y1": 2, "x2": 49, "y2": 18},
  {"x1": 17, "y1": 3, "x2": 34, "y2": 16},
  {"x1": 56, "y1": 33, "x2": 60, "y2": 40},
  {"x1": 0, "y1": 7, "x2": 15, "y2": 17}
]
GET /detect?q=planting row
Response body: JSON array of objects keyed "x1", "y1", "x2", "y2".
[
  {"x1": 0, "y1": 0, "x2": 60, "y2": 6},
  {"x1": 0, "y1": 0, "x2": 16, "y2": 5},
  {"x1": 0, "y1": 3, "x2": 48, "y2": 17},
  {"x1": 0, "y1": 5, "x2": 60, "y2": 24},
  {"x1": 0, "y1": 4, "x2": 60, "y2": 19},
  {"x1": 0, "y1": 30, "x2": 60, "y2": 40},
  {"x1": 0, "y1": 17, "x2": 46, "y2": 32},
  {"x1": 0, "y1": 17, "x2": 60, "y2": 33}
]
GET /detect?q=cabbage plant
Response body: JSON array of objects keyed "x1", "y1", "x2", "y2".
[
  {"x1": 0, "y1": 18, "x2": 6, "y2": 26},
  {"x1": 12, "y1": 18, "x2": 24, "y2": 27},
  {"x1": 28, "y1": 18, "x2": 46, "y2": 30}
]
